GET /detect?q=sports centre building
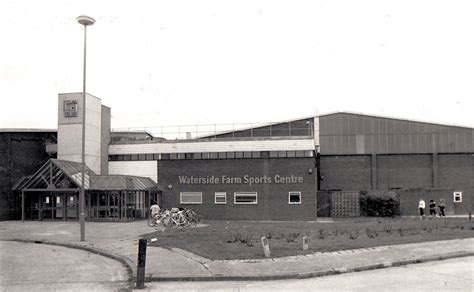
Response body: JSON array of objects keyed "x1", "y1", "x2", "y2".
[{"x1": 1, "y1": 93, "x2": 473, "y2": 221}]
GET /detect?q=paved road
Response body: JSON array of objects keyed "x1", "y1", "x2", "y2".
[
  {"x1": 0, "y1": 241, "x2": 130, "y2": 291},
  {"x1": 142, "y1": 256, "x2": 474, "y2": 291}
]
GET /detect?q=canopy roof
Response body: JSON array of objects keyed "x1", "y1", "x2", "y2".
[{"x1": 16, "y1": 159, "x2": 159, "y2": 191}]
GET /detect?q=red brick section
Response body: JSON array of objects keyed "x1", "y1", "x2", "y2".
[{"x1": 158, "y1": 158, "x2": 318, "y2": 221}]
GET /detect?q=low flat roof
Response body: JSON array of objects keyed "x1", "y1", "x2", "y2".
[{"x1": 0, "y1": 128, "x2": 57, "y2": 133}]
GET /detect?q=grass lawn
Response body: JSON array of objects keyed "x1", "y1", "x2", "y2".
[{"x1": 144, "y1": 217, "x2": 474, "y2": 260}]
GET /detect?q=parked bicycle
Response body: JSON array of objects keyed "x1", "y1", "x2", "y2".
[{"x1": 148, "y1": 208, "x2": 203, "y2": 228}]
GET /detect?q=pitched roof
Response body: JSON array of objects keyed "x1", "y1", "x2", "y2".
[
  {"x1": 89, "y1": 175, "x2": 159, "y2": 191},
  {"x1": 16, "y1": 159, "x2": 159, "y2": 191}
]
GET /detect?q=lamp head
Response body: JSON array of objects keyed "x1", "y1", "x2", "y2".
[{"x1": 76, "y1": 15, "x2": 95, "y2": 26}]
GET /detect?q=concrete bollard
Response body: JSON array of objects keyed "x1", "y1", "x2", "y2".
[
  {"x1": 136, "y1": 238, "x2": 147, "y2": 289},
  {"x1": 261, "y1": 236, "x2": 271, "y2": 257},
  {"x1": 302, "y1": 236, "x2": 309, "y2": 251}
]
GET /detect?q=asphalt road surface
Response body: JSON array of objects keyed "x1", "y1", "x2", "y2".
[
  {"x1": 0, "y1": 240, "x2": 130, "y2": 291},
  {"x1": 143, "y1": 256, "x2": 474, "y2": 292}
]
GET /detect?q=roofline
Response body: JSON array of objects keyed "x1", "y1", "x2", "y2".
[
  {"x1": 58, "y1": 92, "x2": 102, "y2": 100},
  {"x1": 111, "y1": 130, "x2": 154, "y2": 137},
  {"x1": 0, "y1": 128, "x2": 57, "y2": 133},
  {"x1": 318, "y1": 111, "x2": 474, "y2": 130},
  {"x1": 196, "y1": 115, "x2": 317, "y2": 139},
  {"x1": 91, "y1": 174, "x2": 156, "y2": 180}
]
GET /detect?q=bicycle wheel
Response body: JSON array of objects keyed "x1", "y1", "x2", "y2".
[
  {"x1": 172, "y1": 213, "x2": 187, "y2": 227},
  {"x1": 161, "y1": 216, "x2": 173, "y2": 227}
]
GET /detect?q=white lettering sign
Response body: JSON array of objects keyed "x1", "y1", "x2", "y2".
[{"x1": 178, "y1": 174, "x2": 304, "y2": 186}]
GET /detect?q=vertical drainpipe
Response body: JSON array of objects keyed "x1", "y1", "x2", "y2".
[
  {"x1": 21, "y1": 190, "x2": 25, "y2": 222},
  {"x1": 314, "y1": 116, "x2": 320, "y2": 219}
]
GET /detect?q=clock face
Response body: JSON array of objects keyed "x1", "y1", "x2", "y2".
[{"x1": 64, "y1": 100, "x2": 78, "y2": 117}]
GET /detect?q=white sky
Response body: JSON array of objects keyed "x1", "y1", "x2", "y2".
[{"x1": 1, "y1": 0, "x2": 473, "y2": 133}]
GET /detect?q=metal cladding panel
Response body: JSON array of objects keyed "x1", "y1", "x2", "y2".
[
  {"x1": 108, "y1": 161, "x2": 158, "y2": 182},
  {"x1": 320, "y1": 113, "x2": 474, "y2": 154},
  {"x1": 109, "y1": 139, "x2": 315, "y2": 155}
]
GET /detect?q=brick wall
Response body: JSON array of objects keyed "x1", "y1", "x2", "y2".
[
  {"x1": 397, "y1": 188, "x2": 472, "y2": 216},
  {"x1": 0, "y1": 132, "x2": 56, "y2": 220},
  {"x1": 158, "y1": 158, "x2": 318, "y2": 221}
]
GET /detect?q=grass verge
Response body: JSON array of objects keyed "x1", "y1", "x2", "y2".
[{"x1": 144, "y1": 217, "x2": 474, "y2": 260}]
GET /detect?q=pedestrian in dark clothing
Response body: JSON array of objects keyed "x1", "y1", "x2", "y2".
[
  {"x1": 438, "y1": 198, "x2": 446, "y2": 217},
  {"x1": 429, "y1": 199, "x2": 437, "y2": 217}
]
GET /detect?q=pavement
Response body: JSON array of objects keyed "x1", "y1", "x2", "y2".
[{"x1": 0, "y1": 220, "x2": 473, "y2": 285}]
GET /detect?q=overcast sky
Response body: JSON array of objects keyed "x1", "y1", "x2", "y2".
[{"x1": 1, "y1": 0, "x2": 473, "y2": 134}]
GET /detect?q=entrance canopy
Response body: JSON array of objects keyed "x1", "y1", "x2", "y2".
[
  {"x1": 15, "y1": 159, "x2": 160, "y2": 221},
  {"x1": 15, "y1": 159, "x2": 159, "y2": 191}
]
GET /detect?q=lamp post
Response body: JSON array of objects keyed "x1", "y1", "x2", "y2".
[{"x1": 77, "y1": 15, "x2": 95, "y2": 242}]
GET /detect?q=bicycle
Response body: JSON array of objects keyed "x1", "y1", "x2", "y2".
[
  {"x1": 170, "y1": 210, "x2": 188, "y2": 227},
  {"x1": 184, "y1": 209, "x2": 203, "y2": 227}
]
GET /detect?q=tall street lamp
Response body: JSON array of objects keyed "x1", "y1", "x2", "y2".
[{"x1": 76, "y1": 15, "x2": 95, "y2": 241}]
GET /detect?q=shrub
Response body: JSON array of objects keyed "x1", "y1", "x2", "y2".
[
  {"x1": 349, "y1": 229, "x2": 359, "y2": 240},
  {"x1": 383, "y1": 224, "x2": 393, "y2": 234},
  {"x1": 286, "y1": 232, "x2": 300, "y2": 242},
  {"x1": 366, "y1": 228, "x2": 377, "y2": 238},
  {"x1": 398, "y1": 227, "x2": 404, "y2": 236},
  {"x1": 318, "y1": 229, "x2": 326, "y2": 240},
  {"x1": 360, "y1": 194, "x2": 400, "y2": 217}
]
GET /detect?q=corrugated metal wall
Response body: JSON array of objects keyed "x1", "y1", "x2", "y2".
[{"x1": 319, "y1": 113, "x2": 474, "y2": 154}]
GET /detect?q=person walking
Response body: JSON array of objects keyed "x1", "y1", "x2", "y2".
[
  {"x1": 418, "y1": 199, "x2": 425, "y2": 219},
  {"x1": 150, "y1": 201, "x2": 161, "y2": 217},
  {"x1": 438, "y1": 198, "x2": 446, "y2": 217},
  {"x1": 429, "y1": 199, "x2": 437, "y2": 217}
]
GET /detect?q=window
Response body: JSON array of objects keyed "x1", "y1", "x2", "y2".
[
  {"x1": 153, "y1": 154, "x2": 160, "y2": 160},
  {"x1": 252, "y1": 151, "x2": 261, "y2": 158},
  {"x1": 138, "y1": 154, "x2": 146, "y2": 161},
  {"x1": 234, "y1": 192, "x2": 258, "y2": 204},
  {"x1": 226, "y1": 152, "x2": 235, "y2": 159},
  {"x1": 453, "y1": 191, "x2": 462, "y2": 203},
  {"x1": 215, "y1": 192, "x2": 227, "y2": 204},
  {"x1": 295, "y1": 151, "x2": 305, "y2": 158},
  {"x1": 218, "y1": 152, "x2": 226, "y2": 159},
  {"x1": 180, "y1": 192, "x2": 202, "y2": 204},
  {"x1": 243, "y1": 152, "x2": 252, "y2": 158},
  {"x1": 288, "y1": 192, "x2": 301, "y2": 204},
  {"x1": 209, "y1": 152, "x2": 218, "y2": 159},
  {"x1": 146, "y1": 154, "x2": 154, "y2": 160},
  {"x1": 131, "y1": 154, "x2": 138, "y2": 160}
]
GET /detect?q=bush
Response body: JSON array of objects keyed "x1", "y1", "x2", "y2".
[
  {"x1": 360, "y1": 194, "x2": 400, "y2": 217},
  {"x1": 286, "y1": 232, "x2": 300, "y2": 242}
]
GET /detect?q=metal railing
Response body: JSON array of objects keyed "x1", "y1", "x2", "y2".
[{"x1": 112, "y1": 122, "x2": 314, "y2": 141}]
